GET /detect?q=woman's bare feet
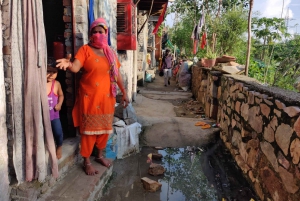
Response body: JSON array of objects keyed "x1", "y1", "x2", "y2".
[
  {"x1": 83, "y1": 163, "x2": 99, "y2": 175},
  {"x1": 95, "y1": 156, "x2": 111, "y2": 168},
  {"x1": 56, "y1": 146, "x2": 62, "y2": 159}
]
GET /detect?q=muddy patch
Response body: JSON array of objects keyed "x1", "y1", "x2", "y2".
[{"x1": 173, "y1": 98, "x2": 206, "y2": 118}]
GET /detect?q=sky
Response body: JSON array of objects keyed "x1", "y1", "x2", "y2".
[{"x1": 166, "y1": 0, "x2": 300, "y2": 34}]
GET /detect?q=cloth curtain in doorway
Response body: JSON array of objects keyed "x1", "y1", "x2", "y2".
[
  {"x1": 23, "y1": 0, "x2": 58, "y2": 182},
  {"x1": 11, "y1": 0, "x2": 59, "y2": 184},
  {"x1": 11, "y1": 0, "x2": 26, "y2": 184}
]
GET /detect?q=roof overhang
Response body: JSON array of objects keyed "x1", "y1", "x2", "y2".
[{"x1": 134, "y1": 0, "x2": 169, "y2": 17}]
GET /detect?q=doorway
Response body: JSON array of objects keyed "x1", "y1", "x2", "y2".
[{"x1": 42, "y1": 0, "x2": 74, "y2": 138}]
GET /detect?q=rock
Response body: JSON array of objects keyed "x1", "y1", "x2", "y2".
[
  {"x1": 248, "y1": 170, "x2": 255, "y2": 183},
  {"x1": 254, "y1": 182, "x2": 265, "y2": 201},
  {"x1": 275, "y1": 124, "x2": 293, "y2": 156},
  {"x1": 248, "y1": 106, "x2": 263, "y2": 133},
  {"x1": 259, "y1": 166, "x2": 288, "y2": 201},
  {"x1": 264, "y1": 124, "x2": 275, "y2": 143},
  {"x1": 141, "y1": 177, "x2": 162, "y2": 192},
  {"x1": 246, "y1": 139, "x2": 260, "y2": 168},
  {"x1": 264, "y1": 99, "x2": 273, "y2": 106},
  {"x1": 241, "y1": 128, "x2": 251, "y2": 138},
  {"x1": 235, "y1": 101, "x2": 241, "y2": 113},
  {"x1": 294, "y1": 116, "x2": 300, "y2": 138},
  {"x1": 247, "y1": 147, "x2": 259, "y2": 168},
  {"x1": 239, "y1": 141, "x2": 248, "y2": 162},
  {"x1": 232, "y1": 130, "x2": 241, "y2": 148},
  {"x1": 270, "y1": 116, "x2": 278, "y2": 131},
  {"x1": 248, "y1": 91, "x2": 255, "y2": 105},
  {"x1": 148, "y1": 163, "x2": 165, "y2": 176},
  {"x1": 278, "y1": 166, "x2": 299, "y2": 193},
  {"x1": 260, "y1": 103, "x2": 270, "y2": 117},
  {"x1": 152, "y1": 153, "x2": 163, "y2": 160},
  {"x1": 283, "y1": 106, "x2": 300, "y2": 117},
  {"x1": 255, "y1": 97, "x2": 262, "y2": 104},
  {"x1": 295, "y1": 166, "x2": 300, "y2": 180},
  {"x1": 235, "y1": 155, "x2": 250, "y2": 174},
  {"x1": 241, "y1": 103, "x2": 249, "y2": 121},
  {"x1": 234, "y1": 113, "x2": 240, "y2": 121},
  {"x1": 260, "y1": 141, "x2": 278, "y2": 172},
  {"x1": 227, "y1": 107, "x2": 232, "y2": 116},
  {"x1": 290, "y1": 138, "x2": 300, "y2": 164},
  {"x1": 274, "y1": 109, "x2": 281, "y2": 117},
  {"x1": 231, "y1": 118, "x2": 236, "y2": 128},
  {"x1": 237, "y1": 93, "x2": 245, "y2": 100},
  {"x1": 236, "y1": 82, "x2": 244, "y2": 90},
  {"x1": 277, "y1": 151, "x2": 290, "y2": 170},
  {"x1": 275, "y1": 100, "x2": 286, "y2": 110}
]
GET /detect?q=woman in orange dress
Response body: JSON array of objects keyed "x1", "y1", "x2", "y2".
[{"x1": 56, "y1": 18, "x2": 129, "y2": 175}]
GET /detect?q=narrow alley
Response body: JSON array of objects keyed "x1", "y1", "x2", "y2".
[{"x1": 100, "y1": 72, "x2": 258, "y2": 201}]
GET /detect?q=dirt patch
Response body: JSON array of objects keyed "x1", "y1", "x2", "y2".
[{"x1": 172, "y1": 98, "x2": 206, "y2": 118}]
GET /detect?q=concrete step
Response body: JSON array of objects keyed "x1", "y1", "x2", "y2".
[
  {"x1": 10, "y1": 137, "x2": 81, "y2": 201},
  {"x1": 10, "y1": 135, "x2": 116, "y2": 201},
  {"x1": 58, "y1": 137, "x2": 81, "y2": 176},
  {"x1": 40, "y1": 160, "x2": 113, "y2": 201}
]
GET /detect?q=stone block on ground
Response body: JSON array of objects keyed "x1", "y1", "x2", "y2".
[
  {"x1": 148, "y1": 163, "x2": 165, "y2": 176},
  {"x1": 141, "y1": 177, "x2": 162, "y2": 192}
]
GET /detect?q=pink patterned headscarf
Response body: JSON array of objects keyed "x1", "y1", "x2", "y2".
[{"x1": 89, "y1": 18, "x2": 119, "y2": 97}]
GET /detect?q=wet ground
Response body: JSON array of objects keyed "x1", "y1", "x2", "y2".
[
  {"x1": 100, "y1": 73, "x2": 258, "y2": 201},
  {"x1": 100, "y1": 138, "x2": 258, "y2": 201}
]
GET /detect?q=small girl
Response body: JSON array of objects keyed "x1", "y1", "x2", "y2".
[{"x1": 47, "y1": 62, "x2": 64, "y2": 159}]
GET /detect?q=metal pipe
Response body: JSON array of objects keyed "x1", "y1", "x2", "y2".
[
  {"x1": 132, "y1": 7, "x2": 138, "y2": 101},
  {"x1": 71, "y1": 0, "x2": 76, "y2": 56},
  {"x1": 71, "y1": 0, "x2": 77, "y2": 94}
]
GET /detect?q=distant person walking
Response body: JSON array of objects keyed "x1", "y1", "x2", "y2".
[{"x1": 162, "y1": 49, "x2": 173, "y2": 87}]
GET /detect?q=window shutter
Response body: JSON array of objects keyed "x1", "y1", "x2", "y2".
[{"x1": 117, "y1": 0, "x2": 137, "y2": 50}]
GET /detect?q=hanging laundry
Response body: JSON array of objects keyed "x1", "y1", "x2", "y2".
[
  {"x1": 88, "y1": 0, "x2": 95, "y2": 28},
  {"x1": 201, "y1": 32, "x2": 207, "y2": 49},
  {"x1": 153, "y1": 3, "x2": 168, "y2": 34},
  {"x1": 191, "y1": 13, "x2": 205, "y2": 54}
]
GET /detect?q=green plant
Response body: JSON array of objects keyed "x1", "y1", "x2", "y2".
[{"x1": 204, "y1": 49, "x2": 217, "y2": 59}]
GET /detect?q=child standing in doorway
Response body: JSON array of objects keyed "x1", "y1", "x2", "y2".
[{"x1": 47, "y1": 62, "x2": 64, "y2": 159}]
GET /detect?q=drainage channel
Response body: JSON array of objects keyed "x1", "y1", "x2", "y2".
[{"x1": 100, "y1": 139, "x2": 258, "y2": 201}]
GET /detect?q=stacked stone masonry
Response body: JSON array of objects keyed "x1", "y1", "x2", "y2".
[
  {"x1": 2, "y1": 0, "x2": 14, "y2": 180},
  {"x1": 192, "y1": 65, "x2": 300, "y2": 201}
]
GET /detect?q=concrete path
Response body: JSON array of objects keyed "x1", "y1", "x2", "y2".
[{"x1": 133, "y1": 73, "x2": 219, "y2": 148}]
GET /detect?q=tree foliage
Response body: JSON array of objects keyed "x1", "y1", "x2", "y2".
[{"x1": 167, "y1": 0, "x2": 300, "y2": 91}]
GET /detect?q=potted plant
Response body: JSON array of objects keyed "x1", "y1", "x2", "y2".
[{"x1": 202, "y1": 49, "x2": 217, "y2": 67}]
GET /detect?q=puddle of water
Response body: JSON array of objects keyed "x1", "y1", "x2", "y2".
[
  {"x1": 100, "y1": 139, "x2": 258, "y2": 201},
  {"x1": 156, "y1": 140, "x2": 258, "y2": 201}
]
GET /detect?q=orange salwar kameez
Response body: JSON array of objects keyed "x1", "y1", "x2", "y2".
[{"x1": 73, "y1": 45, "x2": 120, "y2": 157}]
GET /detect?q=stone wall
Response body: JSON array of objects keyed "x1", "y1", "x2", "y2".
[
  {"x1": 118, "y1": 51, "x2": 134, "y2": 102},
  {"x1": 192, "y1": 66, "x2": 300, "y2": 201},
  {"x1": 2, "y1": 0, "x2": 15, "y2": 185},
  {"x1": 136, "y1": 12, "x2": 148, "y2": 86}
]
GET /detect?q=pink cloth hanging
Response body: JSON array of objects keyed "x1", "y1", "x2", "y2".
[{"x1": 23, "y1": 0, "x2": 58, "y2": 182}]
